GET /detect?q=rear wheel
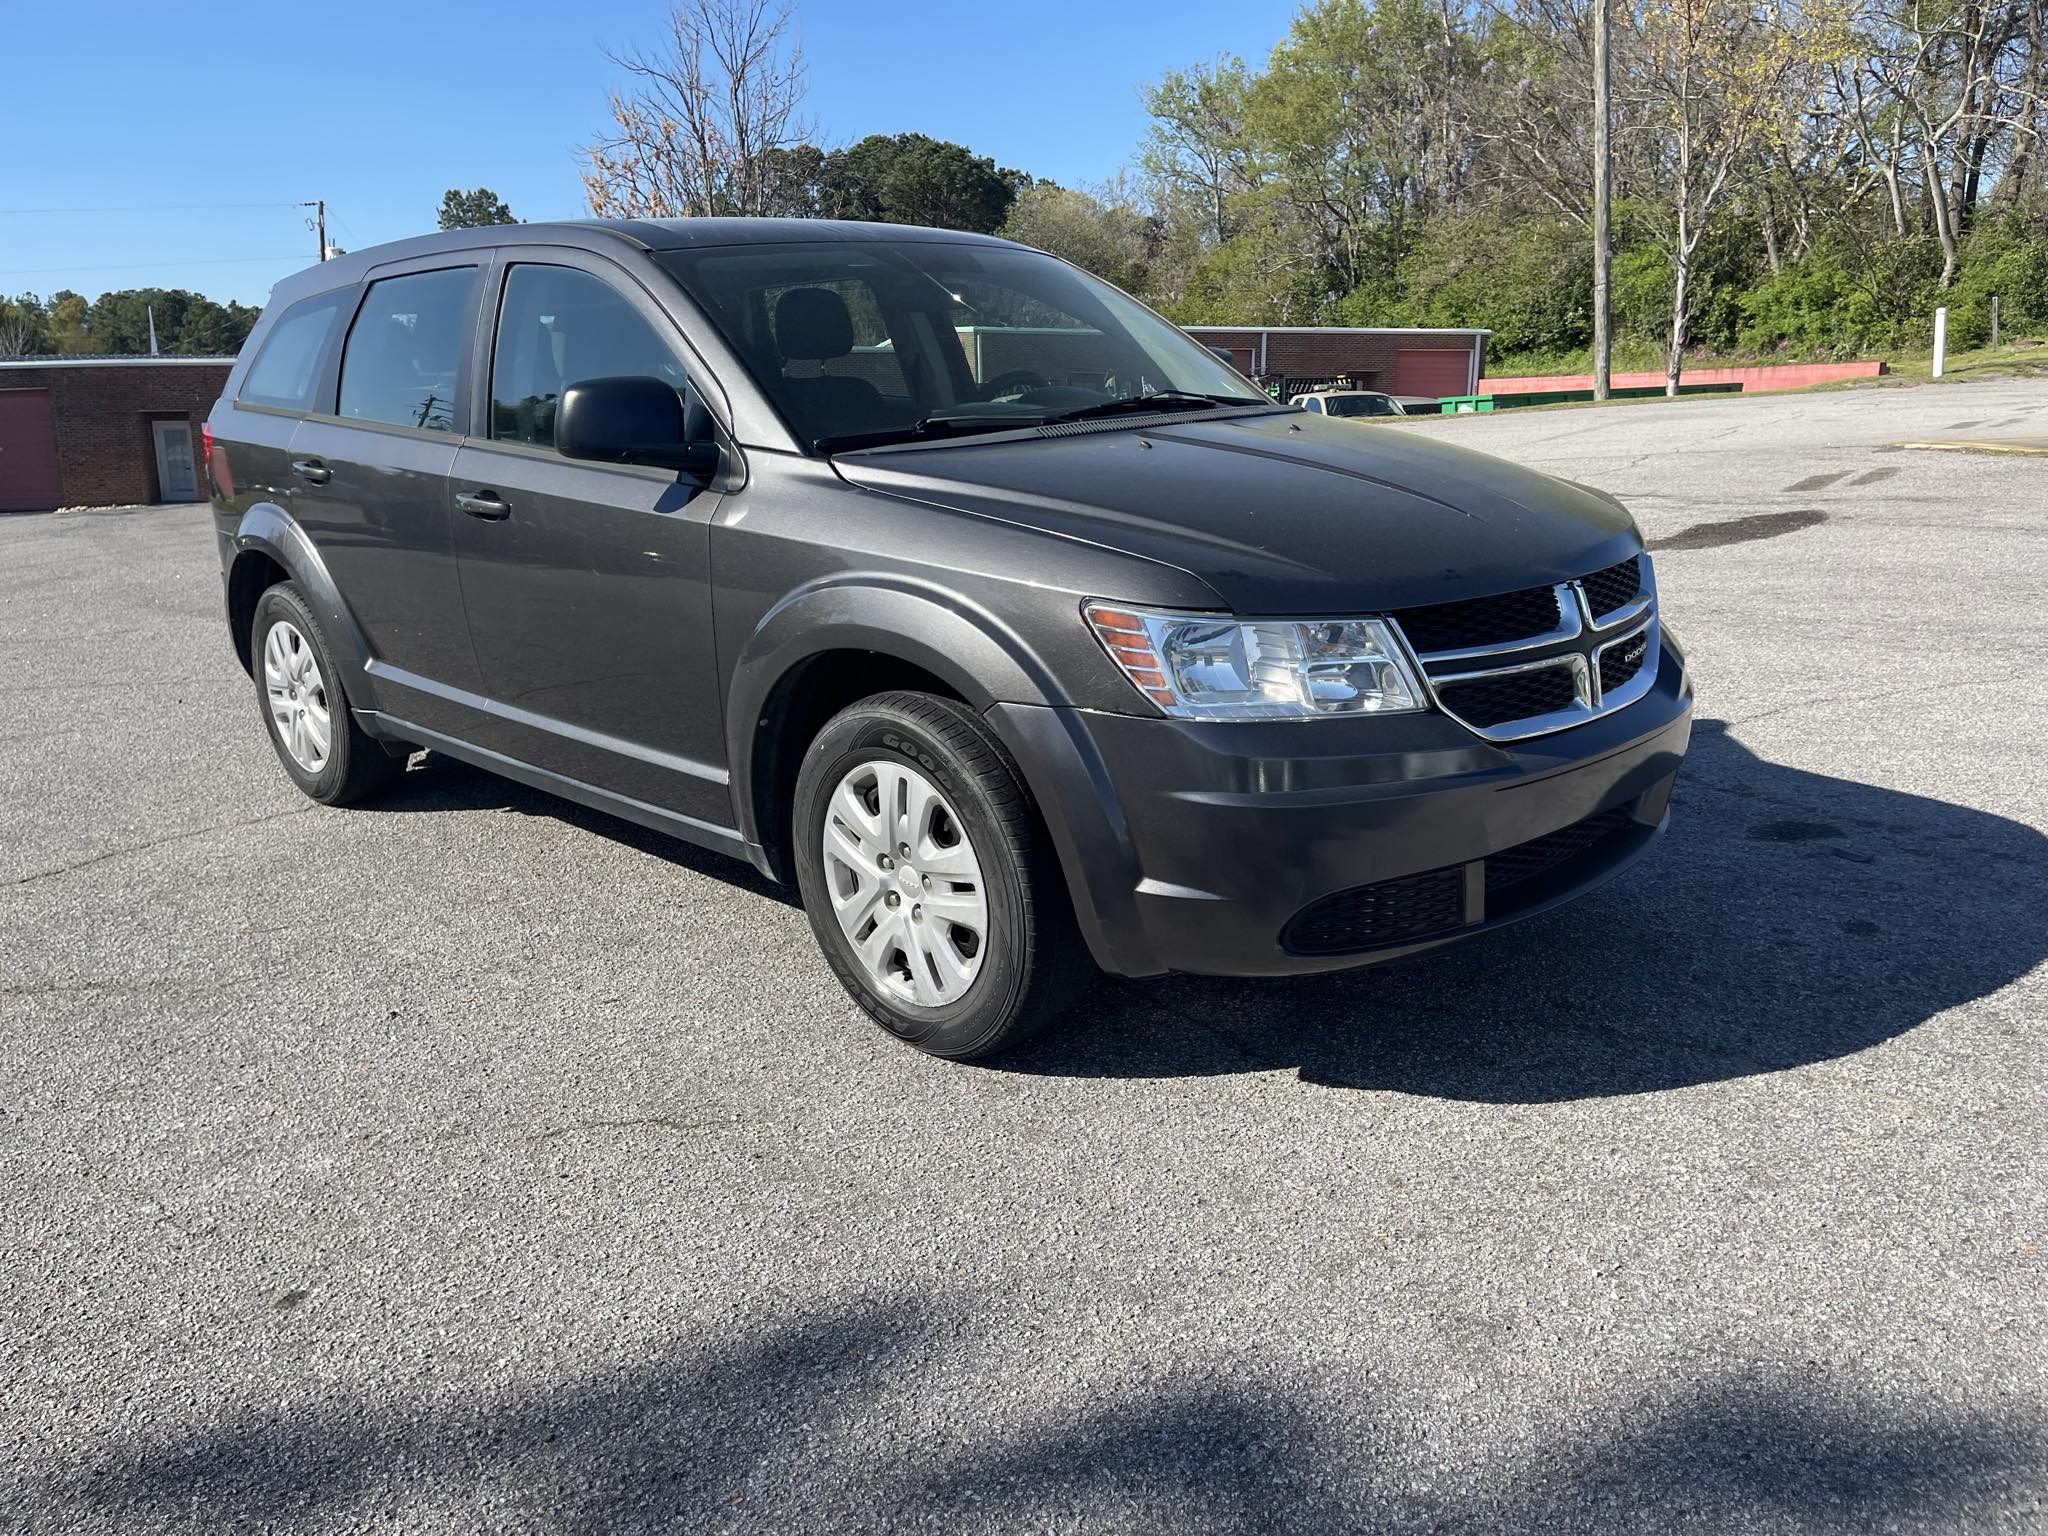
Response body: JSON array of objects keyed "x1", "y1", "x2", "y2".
[
  {"x1": 793, "y1": 691, "x2": 1090, "y2": 1060},
  {"x1": 250, "y1": 583, "x2": 401, "y2": 806}
]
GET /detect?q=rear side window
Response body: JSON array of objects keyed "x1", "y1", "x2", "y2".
[
  {"x1": 238, "y1": 292, "x2": 346, "y2": 410},
  {"x1": 491, "y1": 265, "x2": 690, "y2": 449},
  {"x1": 338, "y1": 267, "x2": 478, "y2": 433}
]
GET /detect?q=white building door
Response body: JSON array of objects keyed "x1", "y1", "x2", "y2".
[{"x1": 152, "y1": 420, "x2": 199, "y2": 501}]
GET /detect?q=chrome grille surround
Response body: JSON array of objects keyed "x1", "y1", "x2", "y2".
[{"x1": 1391, "y1": 556, "x2": 1659, "y2": 742}]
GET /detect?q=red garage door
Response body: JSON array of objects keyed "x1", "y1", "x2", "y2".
[
  {"x1": 0, "y1": 389, "x2": 63, "y2": 512},
  {"x1": 1393, "y1": 348, "x2": 1473, "y2": 400}
]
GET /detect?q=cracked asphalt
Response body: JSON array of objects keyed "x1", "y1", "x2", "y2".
[{"x1": 3, "y1": 378, "x2": 2046, "y2": 1533}]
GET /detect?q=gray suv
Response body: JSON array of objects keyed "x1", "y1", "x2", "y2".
[{"x1": 207, "y1": 219, "x2": 1691, "y2": 1060}]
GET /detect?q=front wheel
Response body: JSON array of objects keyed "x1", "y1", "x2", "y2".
[{"x1": 792, "y1": 692, "x2": 1090, "y2": 1060}]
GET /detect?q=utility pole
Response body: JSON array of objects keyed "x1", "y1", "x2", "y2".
[
  {"x1": 302, "y1": 199, "x2": 327, "y2": 262},
  {"x1": 1591, "y1": 0, "x2": 1613, "y2": 401}
]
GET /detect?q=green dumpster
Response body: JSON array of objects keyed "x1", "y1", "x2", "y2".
[{"x1": 1438, "y1": 395, "x2": 1496, "y2": 414}]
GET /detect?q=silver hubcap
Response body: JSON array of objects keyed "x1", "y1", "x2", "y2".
[
  {"x1": 263, "y1": 620, "x2": 332, "y2": 774},
  {"x1": 821, "y1": 759, "x2": 988, "y2": 1008}
]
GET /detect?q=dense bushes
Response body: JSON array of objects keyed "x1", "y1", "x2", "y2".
[
  {"x1": 1345, "y1": 217, "x2": 1594, "y2": 357},
  {"x1": 1946, "y1": 230, "x2": 2048, "y2": 347},
  {"x1": 1171, "y1": 204, "x2": 2048, "y2": 374}
]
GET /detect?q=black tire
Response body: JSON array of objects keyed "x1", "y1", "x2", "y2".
[
  {"x1": 250, "y1": 583, "x2": 403, "y2": 806},
  {"x1": 792, "y1": 691, "x2": 1092, "y2": 1060}
]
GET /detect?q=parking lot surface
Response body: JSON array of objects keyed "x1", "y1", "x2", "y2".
[{"x1": 3, "y1": 378, "x2": 2045, "y2": 1532}]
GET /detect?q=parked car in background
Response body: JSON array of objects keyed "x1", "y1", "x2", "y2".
[
  {"x1": 207, "y1": 218, "x2": 1690, "y2": 1062},
  {"x1": 1290, "y1": 388, "x2": 1408, "y2": 418}
]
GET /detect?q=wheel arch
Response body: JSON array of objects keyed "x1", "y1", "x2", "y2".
[
  {"x1": 226, "y1": 502, "x2": 374, "y2": 698},
  {"x1": 727, "y1": 577, "x2": 1069, "y2": 885}
]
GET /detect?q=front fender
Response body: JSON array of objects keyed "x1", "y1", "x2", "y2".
[
  {"x1": 724, "y1": 572, "x2": 1072, "y2": 856},
  {"x1": 228, "y1": 501, "x2": 376, "y2": 703}
]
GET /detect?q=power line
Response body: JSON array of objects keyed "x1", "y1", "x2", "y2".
[
  {"x1": 0, "y1": 202, "x2": 305, "y2": 216},
  {"x1": 0, "y1": 254, "x2": 307, "y2": 277}
]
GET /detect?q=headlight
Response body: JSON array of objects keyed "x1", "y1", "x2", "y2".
[{"x1": 1085, "y1": 602, "x2": 1426, "y2": 720}]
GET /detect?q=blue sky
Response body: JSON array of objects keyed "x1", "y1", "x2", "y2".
[{"x1": 0, "y1": 0, "x2": 1291, "y2": 307}]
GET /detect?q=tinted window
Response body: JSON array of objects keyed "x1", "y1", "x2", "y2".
[
  {"x1": 491, "y1": 265, "x2": 690, "y2": 448},
  {"x1": 759, "y1": 276, "x2": 910, "y2": 403},
  {"x1": 239, "y1": 291, "x2": 346, "y2": 409},
  {"x1": 661, "y1": 241, "x2": 1266, "y2": 450},
  {"x1": 338, "y1": 267, "x2": 477, "y2": 432}
]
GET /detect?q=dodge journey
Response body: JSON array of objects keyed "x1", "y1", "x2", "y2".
[{"x1": 207, "y1": 219, "x2": 1692, "y2": 1060}]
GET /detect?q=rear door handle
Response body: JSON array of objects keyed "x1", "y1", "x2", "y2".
[
  {"x1": 455, "y1": 490, "x2": 511, "y2": 521},
  {"x1": 290, "y1": 459, "x2": 332, "y2": 485}
]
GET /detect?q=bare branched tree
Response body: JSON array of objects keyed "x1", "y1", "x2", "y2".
[
  {"x1": 583, "y1": 0, "x2": 813, "y2": 219},
  {"x1": 1861, "y1": 0, "x2": 2045, "y2": 287},
  {"x1": 1620, "y1": 0, "x2": 1845, "y2": 392},
  {"x1": 0, "y1": 314, "x2": 36, "y2": 358}
]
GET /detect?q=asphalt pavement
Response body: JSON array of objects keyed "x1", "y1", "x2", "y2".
[{"x1": 3, "y1": 376, "x2": 2045, "y2": 1533}]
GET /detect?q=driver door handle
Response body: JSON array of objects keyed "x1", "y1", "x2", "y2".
[{"x1": 455, "y1": 490, "x2": 511, "y2": 521}]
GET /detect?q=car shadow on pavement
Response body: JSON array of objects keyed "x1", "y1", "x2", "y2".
[
  {"x1": 1004, "y1": 718, "x2": 2048, "y2": 1100},
  {"x1": 22, "y1": 1295, "x2": 2040, "y2": 1531},
  {"x1": 358, "y1": 749, "x2": 802, "y2": 910}
]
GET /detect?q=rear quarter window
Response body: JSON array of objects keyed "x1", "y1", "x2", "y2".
[{"x1": 238, "y1": 291, "x2": 348, "y2": 410}]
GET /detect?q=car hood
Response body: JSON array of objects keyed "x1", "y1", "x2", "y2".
[{"x1": 831, "y1": 409, "x2": 1641, "y2": 615}]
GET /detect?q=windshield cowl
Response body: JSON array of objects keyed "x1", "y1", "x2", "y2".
[{"x1": 816, "y1": 399, "x2": 1290, "y2": 456}]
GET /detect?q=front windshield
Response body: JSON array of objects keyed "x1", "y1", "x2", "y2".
[
  {"x1": 1324, "y1": 394, "x2": 1400, "y2": 418},
  {"x1": 658, "y1": 239, "x2": 1273, "y2": 450}
]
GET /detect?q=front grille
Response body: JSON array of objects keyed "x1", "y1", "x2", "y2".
[
  {"x1": 1581, "y1": 556, "x2": 1642, "y2": 618},
  {"x1": 1390, "y1": 552, "x2": 1656, "y2": 742},
  {"x1": 1393, "y1": 584, "x2": 1561, "y2": 654},
  {"x1": 1436, "y1": 664, "x2": 1578, "y2": 727},
  {"x1": 1281, "y1": 866, "x2": 1465, "y2": 955},
  {"x1": 1485, "y1": 806, "x2": 1637, "y2": 894},
  {"x1": 1598, "y1": 631, "x2": 1651, "y2": 694}
]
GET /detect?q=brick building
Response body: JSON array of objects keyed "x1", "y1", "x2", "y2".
[
  {"x1": 0, "y1": 358, "x2": 234, "y2": 513},
  {"x1": 1182, "y1": 325, "x2": 1489, "y2": 399}
]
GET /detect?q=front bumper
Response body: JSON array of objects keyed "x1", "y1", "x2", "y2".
[{"x1": 988, "y1": 636, "x2": 1693, "y2": 978}]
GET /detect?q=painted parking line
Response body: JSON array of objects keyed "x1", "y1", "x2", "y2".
[{"x1": 1892, "y1": 437, "x2": 2048, "y2": 456}]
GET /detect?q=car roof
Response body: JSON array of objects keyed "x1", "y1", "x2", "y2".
[{"x1": 266, "y1": 218, "x2": 1024, "y2": 305}]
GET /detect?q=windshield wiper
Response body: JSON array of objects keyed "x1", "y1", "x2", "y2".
[
  {"x1": 1040, "y1": 391, "x2": 1241, "y2": 425},
  {"x1": 815, "y1": 393, "x2": 1264, "y2": 454},
  {"x1": 813, "y1": 412, "x2": 1042, "y2": 455}
]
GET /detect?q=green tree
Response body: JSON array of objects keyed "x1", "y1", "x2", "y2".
[
  {"x1": 12, "y1": 288, "x2": 261, "y2": 357},
  {"x1": 46, "y1": 291, "x2": 92, "y2": 354},
  {"x1": 817, "y1": 134, "x2": 1022, "y2": 233},
  {"x1": 998, "y1": 180, "x2": 1154, "y2": 289},
  {"x1": 438, "y1": 187, "x2": 517, "y2": 229},
  {"x1": 1141, "y1": 56, "x2": 1257, "y2": 246},
  {"x1": 758, "y1": 143, "x2": 828, "y2": 216}
]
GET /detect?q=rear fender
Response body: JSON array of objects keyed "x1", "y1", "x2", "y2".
[{"x1": 229, "y1": 500, "x2": 377, "y2": 706}]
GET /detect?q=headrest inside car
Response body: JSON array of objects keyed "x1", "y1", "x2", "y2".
[{"x1": 774, "y1": 287, "x2": 855, "y2": 362}]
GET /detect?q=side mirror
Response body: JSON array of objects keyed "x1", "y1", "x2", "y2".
[{"x1": 556, "y1": 375, "x2": 721, "y2": 481}]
